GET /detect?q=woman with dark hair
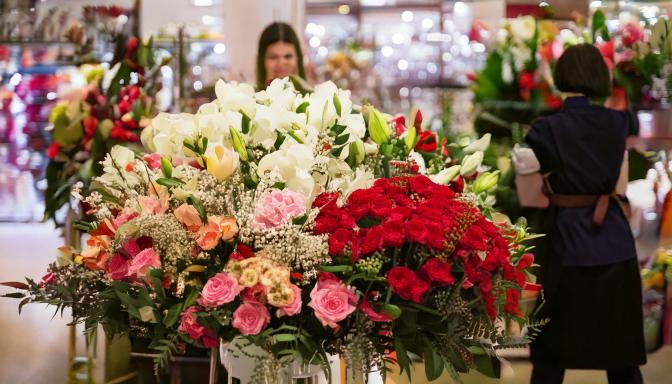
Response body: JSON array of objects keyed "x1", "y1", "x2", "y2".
[
  {"x1": 514, "y1": 43, "x2": 646, "y2": 384},
  {"x1": 256, "y1": 22, "x2": 307, "y2": 90}
]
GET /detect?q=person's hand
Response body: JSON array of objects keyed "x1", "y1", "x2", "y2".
[{"x1": 512, "y1": 144, "x2": 541, "y2": 175}]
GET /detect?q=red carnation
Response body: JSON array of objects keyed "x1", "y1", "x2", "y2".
[
  {"x1": 313, "y1": 192, "x2": 339, "y2": 209},
  {"x1": 449, "y1": 176, "x2": 464, "y2": 193},
  {"x1": 328, "y1": 228, "x2": 351, "y2": 256},
  {"x1": 370, "y1": 197, "x2": 392, "y2": 218},
  {"x1": 408, "y1": 278, "x2": 430, "y2": 303},
  {"x1": 83, "y1": 116, "x2": 98, "y2": 138},
  {"x1": 420, "y1": 258, "x2": 455, "y2": 286},
  {"x1": 406, "y1": 218, "x2": 428, "y2": 244},
  {"x1": 393, "y1": 114, "x2": 407, "y2": 135},
  {"x1": 314, "y1": 216, "x2": 338, "y2": 235},
  {"x1": 516, "y1": 253, "x2": 534, "y2": 271},
  {"x1": 518, "y1": 71, "x2": 535, "y2": 91},
  {"x1": 360, "y1": 226, "x2": 384, "y2": 255}
]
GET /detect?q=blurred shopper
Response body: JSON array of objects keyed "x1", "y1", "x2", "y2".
[
  {"x1": 256, "y1": 22, "x2": 307, "y2": 90},
  {"x1": 514, "y1": 44, "x2": 646, "y2": 384}
]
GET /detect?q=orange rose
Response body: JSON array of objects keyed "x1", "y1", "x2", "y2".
[{"x1": 214, "y1": 216, "x2": 238, "y2": 241}]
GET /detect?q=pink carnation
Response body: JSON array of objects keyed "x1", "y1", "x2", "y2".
[
  {"x1": 127, "y1": 248, "x2": 160, "y2": 278},
  {"x1": 198, "y1": 272, "x2": 244, "y2": 308},
  {"x1": 277, "y1": 284, "x2": 302, "y2": 317},
  {"x1": 308, "y1": 278, "x2": 357, "y2": 329},
  {"x1": 232, "y1": 301, "x2": 271, "y2": 335},
  {"x1": 253, "y1": 189, "x2": 307, "y2": 229},
  {"x1": 107, "y1": 253, "x2": 128, "y2": 280}
]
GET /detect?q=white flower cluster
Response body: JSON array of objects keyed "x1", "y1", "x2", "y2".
[{"x1": 141, "y1": 77, "x2": 374, "y2": 200}]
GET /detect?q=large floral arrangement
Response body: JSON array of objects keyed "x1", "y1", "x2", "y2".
[
  {"x1": 3, "y1": 78, "x2": 541, "y2": 382},
  {"x1": 45, "y1": 37, "x2": 168, "y2": 224}
]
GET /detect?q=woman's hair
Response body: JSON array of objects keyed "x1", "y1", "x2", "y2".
[
  {"x1": 256, "y1": 22, "x2": 306, "y2": 90},
  {"x1": 553, "y1": 43, "x2": 611, "y2": 98}
]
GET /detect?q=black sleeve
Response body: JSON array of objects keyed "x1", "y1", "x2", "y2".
[
  {"x1": 625, "y1": 108, "x2": 639, "y2": 136},
  {"x1": 525, "y1": 118, "x2": 558, "y2": 174}
]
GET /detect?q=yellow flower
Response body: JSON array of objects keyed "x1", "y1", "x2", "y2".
[
  {"x1": 205, "y1": 144, "x2": 239, "y2": 181},
  {"x1": 538, "y1": 20, "x2": 559, "y2": 43},
  {"x1": 239, "y1": 269, "x2": 260, "y2": 287}
]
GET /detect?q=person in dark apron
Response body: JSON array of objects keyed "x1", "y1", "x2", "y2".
[{"x1": 523, "y1": 44, "x2": 646, "y2": 384}]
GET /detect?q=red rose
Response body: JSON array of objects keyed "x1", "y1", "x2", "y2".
[
  {"x1": 46, "y1": 142, "x2": 60, "y2": 159},
  {"x1": 518, "y1": 71, "x2": 535, "y2": 91},
  {"x1": 544, "y1": 94, "x2": 563, "y2": 110},
  {"x1": 242, "y1": 284, "x2": 267, "y2": 304},
  {"x1": 406, "y1": 218, "x2": 428, "y2": 244},
  {"x1": 386, "y1": 266, "x2": 414, "y2": 293},
  {"x1": 516, "y1": 253, "x2": 534, "y2": 271},
  {"x1": 236, "y1": 243, "x2": 255, "y2": 258},
  {"x1": 382, "y1": 219, "x2": 404, "y2": 248},
  {"x1": 449, "y1": 176, "x2": 464, "y2": 193},
  {"x1": 328, "y1": 228, "x2": 351, "y2": 256},
  {"x1": 408, "y1": 175, "x2": 435, "y2": 197},
  {"x1": 360, "y1": 226, "x2": 384, "y2": 255},
  {"x1": 126, "y1": 36, "x2": 139, "y2": 54},
  {"x1": 370, "y1": 197, "x2": 392, "y2": 218},
  {"x1": 314, "y1": 216, "x2": 338, "y2": 234},
  {"x1": 360, "y1": 292, "x2": 392, "y2": 322},
  {"x1": 83, "y1": 116, "x2": 98, "y2": 138},
  {"x1": 420, "y1": 258, "x2": 454, "y2": 286},
  {"x1": 408, "y1": 278, "x2": 430, "y2": 303},
  {"x1": 317, "y1": 272, "x2": 340, "y2": 283},
  {"x1": 415, "y1": 130, "x2": 437, "y2": 152}
]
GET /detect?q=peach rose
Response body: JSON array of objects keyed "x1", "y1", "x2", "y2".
[
  {"x1": 213, "y1": 216, "x2": 238, "y2": 241},
  {"x1": 174, "y1": 203, "x2": 202, "y2": 232}
]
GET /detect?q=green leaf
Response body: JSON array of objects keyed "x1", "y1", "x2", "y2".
[
  {"x1": 183, "y1": 286, "x2": 199, "y2": 308},
  {"x1": 241, "y1": 111, "x2": 251, "y2": 134},
  {"x1": 164, "y1": 303, "x2": 182, "y2": 327},
  {"x1": 230, "y1": 127, "x2": 249, "y2": 161},
  {"x1": 333, "y1": 93, "x2": 342, "y2": 117},
  {"x1": 356, "y1": 216, "x2": 380, "y2": 228},
  {"x1": 296, "y1": 101, "x2": 309, "y2": 114},
  {"x1": 317, "y1": 265, "x2": 353, "y2": 273},
  {"x1": 471, "y1": 352, "x2": 501, "y2": 378},
  {"x1": 187, "y1": 195, "x2": 208, "y2": 223},
  {"x1": 161, "y1": 157, "x2": 172, "y2": 178},
  {"x1": 423, "y1": 341, "x2": 444, "y2": 381},
  {"x1": 334, "y1": 134, "x2": 350, "y2": 146},
  {"x1": 3, "y1": 292, "x2": 25, "y2": 299},
  {"x1": 330, "y1": 145, "x2": 344, "y2": 158},
  {"x1": 273, "y1": 333, "x2": 298, "y2": 343},
  {"x1": 591, "y1": 10, "x2": 608, "y2": 43},
  {"x1": 156, "y1": 178, "x2": 185, "y2": 188},
  {"x1": 378, "y1": 303, "x2": 402, "y2": 319},
  {"x1": 330, "y1": 124, "x2": 347, "y2": 136},
  {"x1": 394, "y1": 337, "x2": 412, "y2": 381},
  {"x1": 292, "y1": 214, "x2": 308, "y2": 226}
]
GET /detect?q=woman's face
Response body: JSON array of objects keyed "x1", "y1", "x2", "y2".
[{"x1": 264, "y1": 41, "x2": 298, "y2": 83}]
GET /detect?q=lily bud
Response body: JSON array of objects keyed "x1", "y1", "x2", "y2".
[
  {"x1": 471, "y1": 170, "x2": 500, "y2": 194},
  {"x1": 367, "y1": 107, "x2": 391, "y2": 145},
  {"x1": 349, "y1": 139, "x2": 365, "y2": 164},
  {"x1": 463, "y1": 133, "x2": 491, "y2": 154},
  {"x1": 229, "y1": 126, "x2": 248, "y2": 161},
  {"x1": 429, "y1": 165, "x2": 461, "y2": 185},
  {"x1": 460, "y1": 151, "x2": 484, "y2": 177}
]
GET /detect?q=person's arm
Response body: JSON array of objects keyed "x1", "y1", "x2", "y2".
[{"x1": 513, "y1": 120, "x2": 554, "y2": 208}]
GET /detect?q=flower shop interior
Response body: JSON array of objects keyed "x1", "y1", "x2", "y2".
[{"x1": 2, "y1": 0, "x2": 672, "y2": 383}]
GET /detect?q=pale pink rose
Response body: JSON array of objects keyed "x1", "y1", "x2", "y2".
[
  {"x1": 198, "y1": 272, "x2": 244, "y2": 308},
  {"x1": 308, "y1": 278, "x2": 357, "y2": 329},
  {"x1": 174, "y1": 203, "x2": 202, "y2": 232},
  {"x1": 138, "y1": 196, "x2": 168, "y2": 215},
  {"x1": 253, "y1": 189, "x2": 307, "y2": 229},
  {"x1": 277, "y1": 284, "x2": 302, "y2": 317},
  {"x1": 232, "y1": 301, "x2": 271, "y2": 335},
  {"x1": 178, "y1": 306, "x2": 205, "y2": 340},
  {"x1": 143, "y1": 153, "x2": 162, "y2": 170},
  {"x1": 127, "y1": 248, "x2": 161, "y2": 278},
  {"x1": 196, "y1": 217, "x2": 222, "y2": 250}
]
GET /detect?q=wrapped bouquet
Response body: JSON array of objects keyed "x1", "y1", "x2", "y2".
[{"x1": 3, "y1": 77, "x2": 541, "y2": 382}]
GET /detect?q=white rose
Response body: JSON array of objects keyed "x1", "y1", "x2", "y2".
[
  {"x1": 145, "y1": 112, "x2": 198, "y2": 157},
  {"x1": 215, "y1": 79, "x2": 257, "y2": 117},
  {"x1": 510, "y1": 16, "x2": 536, "y2": 42},
  {"x1": 255, "y1": 77, "x2": 297, "y2": 110},
  {"x1": 257, "y1": 143, "x2": 315, "y2": 197}
]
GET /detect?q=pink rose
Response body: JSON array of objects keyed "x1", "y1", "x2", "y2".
[
  {"x1": 277, "y1": 284, "x2": 302, "y2": 317},
  {"x1": 232, "y1": 301, "x2": 271, "y2": 335},
  {"x1": 107, "y1": 253, "x2": 128, "y2": 280},
  {"x1": 174, "y1": 203, "x2": 202, "y2": 232},
  {"x1": 253, "y1": 189, "x2": 307, "y2": 229},
  {"x1": 308, "y1": 278, "x2": 357, "y2": 329},
  {"x1": 178, "y1": 306, "x2": 205, "y2": 340},
  {"x1": 198, "y1": 272, "x2": 243, "y2": 308},
  {"x1": 127, "y1": 248, "x2": 161, "y2": 278},
  {"x1": 143, "y1": 153, "x2": 162, "y2": 170}
]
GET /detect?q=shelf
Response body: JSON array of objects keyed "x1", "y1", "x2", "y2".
[{"x1": 0, "y1": 40, "x2": 76, "y2": 48}]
